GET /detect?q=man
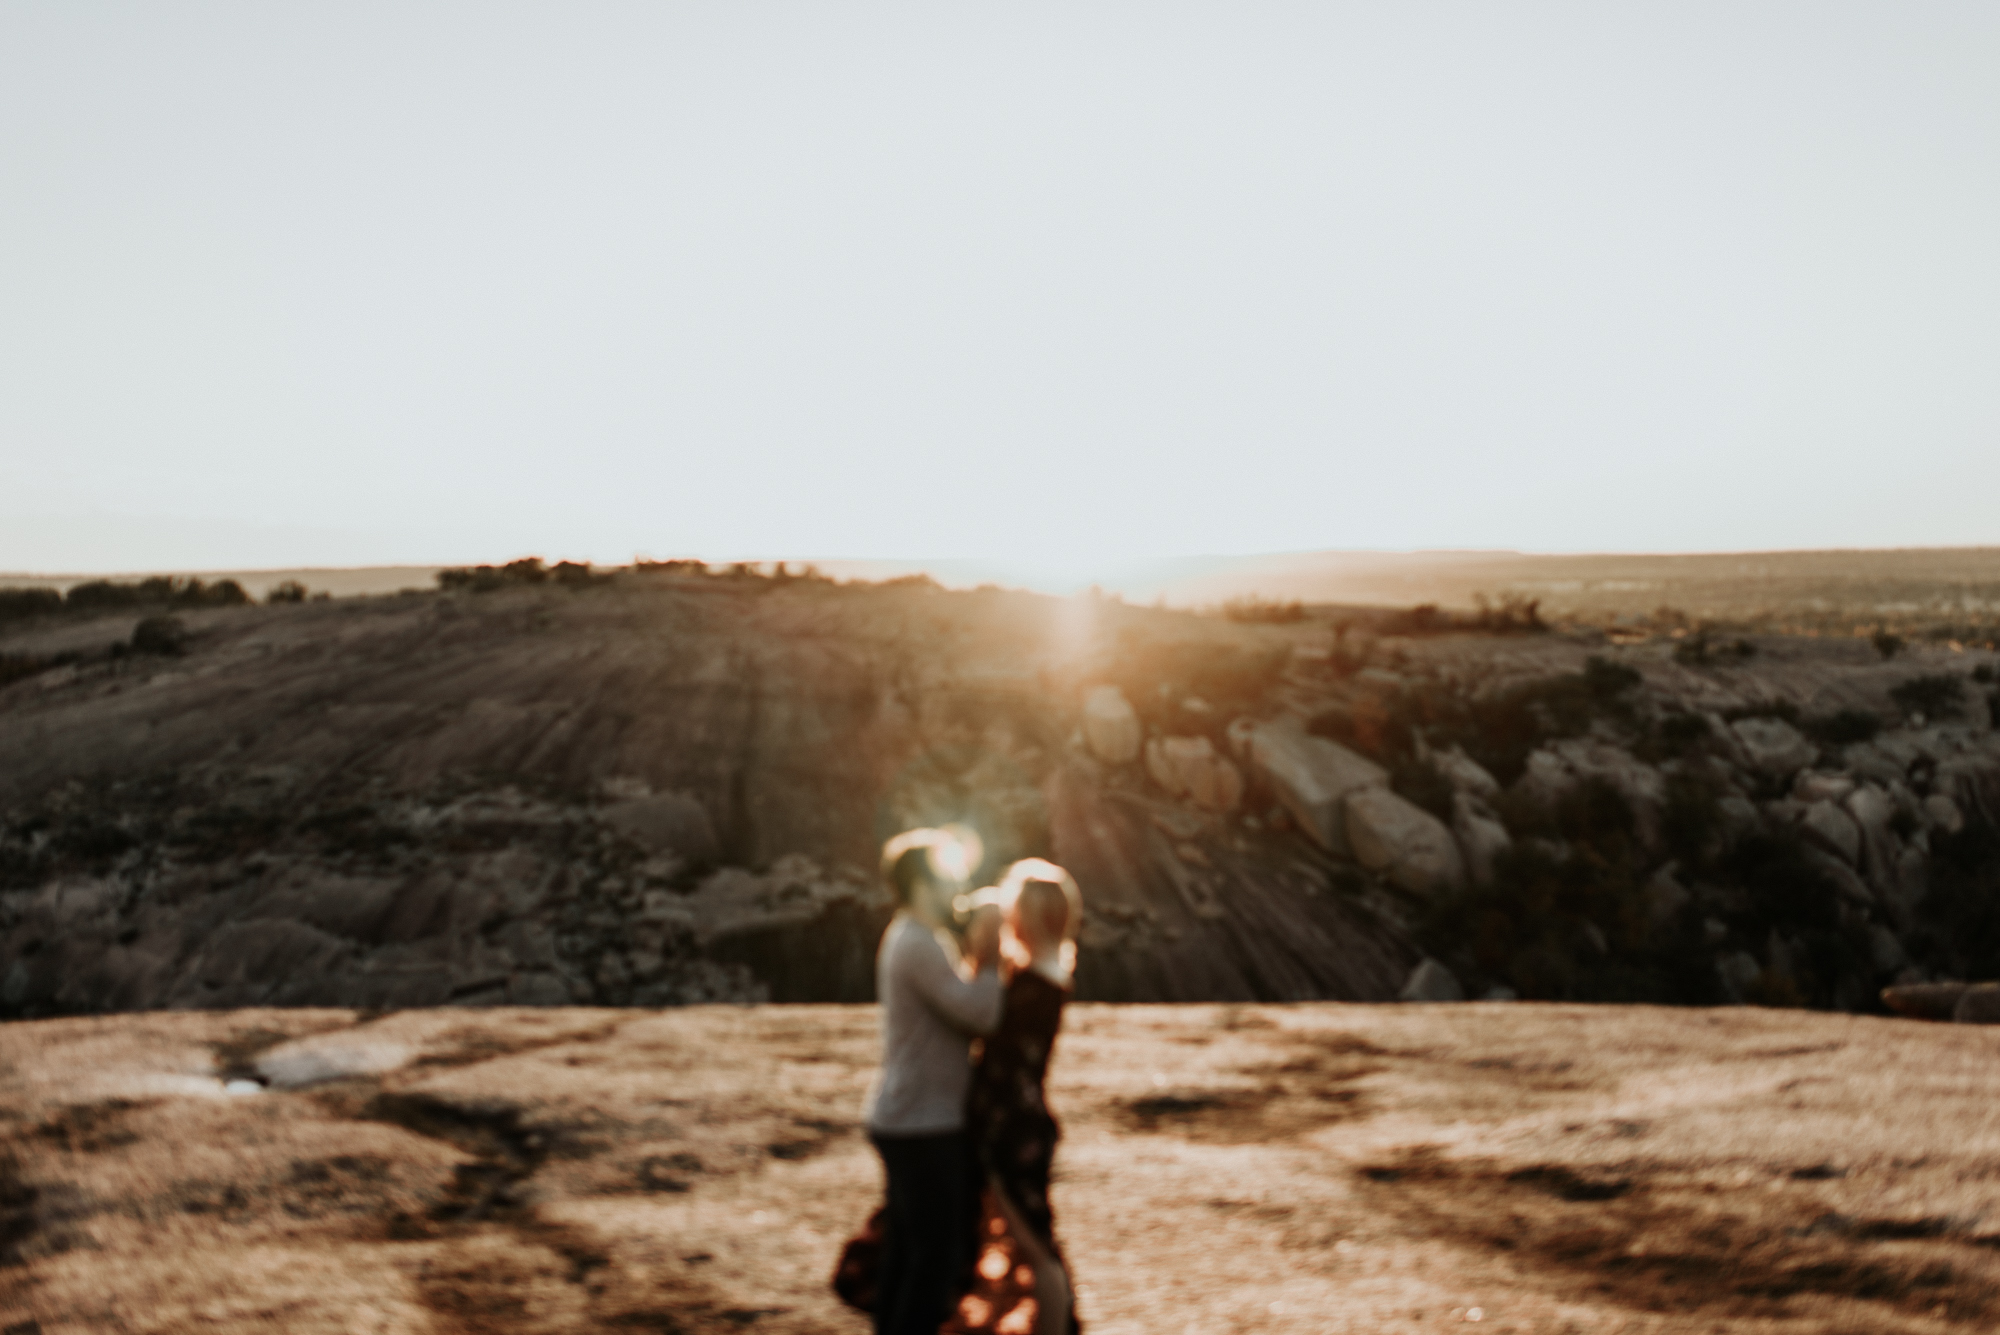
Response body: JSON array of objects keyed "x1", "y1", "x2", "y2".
[{"x1": 864, "y1": 829, "x2": 1004, "y2": 1335}]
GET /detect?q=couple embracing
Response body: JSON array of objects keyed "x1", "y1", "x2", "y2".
[{"x1": 837, "y1": 829, "x2": 1084, "y2": 1335}]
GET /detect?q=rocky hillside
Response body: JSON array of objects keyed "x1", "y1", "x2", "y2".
[
  {"x1": 2, "y1": 566, "x2": 1997, "y2": 1017},
  {"x1": 0, "y1": 570, "x2": 1410, "y2": 1014}
]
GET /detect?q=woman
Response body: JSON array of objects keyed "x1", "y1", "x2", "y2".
[{"x1": 953, "y1": 859, "x2": 1083, "y2": 1335}]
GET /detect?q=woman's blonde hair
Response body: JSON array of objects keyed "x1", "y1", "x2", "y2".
[{"x1": 995, "y1": 858, "x2": 1081, "y2": 935}]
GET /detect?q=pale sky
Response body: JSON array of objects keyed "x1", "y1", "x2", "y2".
[{"x1": 3, "y1": 3, "x2": 1997, "y2": 587}]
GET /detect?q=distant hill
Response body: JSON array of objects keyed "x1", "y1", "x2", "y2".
[{"x1": 8, "y1": 545, "x2": 2000, "y2": 631}]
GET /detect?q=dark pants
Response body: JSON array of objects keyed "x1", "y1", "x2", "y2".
[{"x1": 871, "y1": 1130, "x2": 971, "y2": 1335}]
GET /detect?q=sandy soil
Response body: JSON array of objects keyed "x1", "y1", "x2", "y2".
[{"x1": 5, "y1": 1001, "x2": 1997, "y2": 1334}]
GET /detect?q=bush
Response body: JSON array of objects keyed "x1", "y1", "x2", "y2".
[
  {"x1": 1108, "y1": 637, "x2": 1290, "y2": 738},
  {"x1": 1636, "y1": 708, "x2": 1715, "y2": 763},
  {"x1": 129, "y1": 615, "x2": 187, "y2": 656},
  {"x1": 1310, "y1": 657, "x2": 1645, "y2": 784},
  {"x1": 1422, "y1": 778, "x2": 1716, "y2": 1005},
  {"x1": 1582, "y1": 655, "x2": 1641, "y2": 697},
  {"x1": 438, "y1": 558, "x2": 557, "y2": 593},
  {"x1": 266, "y1": 580, "x2": 309, "y2": 604},
  {"x1": 1872, "y1": 629, "x2": 1905, "y2": 660},
  {"x1": 1673, "y1": 629, "x2": 1756, "y2": 667},
  {"x1": 1220, "y1": 595, "x2": 1305, "y2": 625},
  {"x1": 1379, "y1": 604, "x2": 1449, "y2": 636},
  {"x1": 1919, "y1": 820, "x2": 2000, "y2": 980},
  {"x1": 0, "y1": 653, "x2": 60, "y2": 688},
  {"x1": 1469, "y1": 593, "x2": 1547, "y2": 635},
  {"x1": 0, "y1": 587, "x2": 62, "y2": 624},
  {"x1": 1387, "y1": 753, "x2": 1454, "y2": 820},
  {"x1": 1721, "y1": 699, "x2": 1801, "y2": 725},
  {"x1": 1888, "y1": 673, "x2": 1966, "y2": 720},
  {"x1": 1804, "y1": 709, "x2": 1881, "y2": 746},
  {"x1": 63, "y1": 576, "x2": 246, "y2": 613}
]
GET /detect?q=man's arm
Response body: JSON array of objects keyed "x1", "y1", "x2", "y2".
[{"x1": 898, "y1": 928, "x2": 1004, "y2": 1036}]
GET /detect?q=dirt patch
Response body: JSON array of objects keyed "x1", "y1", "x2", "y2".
[
  {"x1": 1354, "y1": 1146, "x2": 1999, "y2": 1326},
  {"x1": 31, "y1": 1098, "x2": 157, "y2": 1154}
]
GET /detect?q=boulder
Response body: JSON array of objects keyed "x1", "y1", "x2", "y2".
[
  {"x1": 1845, "y1": 783, "x2": 1901, "y2": 894},
  {"x1": 1799, "y1": 800, "x2": 1861, "y2": 865},
  {"x1": 1450, "y1": 793, "x2": 1511, "y2": 888},
  {"x1": 1882, "y1": 981, "x2": 1967, "y2": 1020},
  {"x1": 1871, "y1": 732, "x2": 1927, "y2": 774},
  {"x1": 1643, "y1": 863, "x2": 1691, "y2": 931},
  {"x1": 1935, "y1": 744, "x2": 2000, "y2": 825},
  {"x1": 1793, "y1": 771, "x2": 1855, "y2": 804},
  {"x1": 1731, "y1": 717, "x2": 1817, "y2": 780},
  {"x1": 1717, "y1": 793, "x2": 1762, "y2": 838},
  {"x1": 1923, "y1": 793, "x2": 1965, "y2": 834},
  {"x1": 1894, "y1": 844, "x2": 1930, "y2": 914},
  {"x1": 1082, "y1": 686, "x2": 1142, "y2": 765},
  {"x1": 1513, "y1": 741, "x2": 1666, "y2": 846},
  {"x1": 603, "y1": 793, "x2": 720, "y2": 865},
  {"x1": 1399, "y1": 957, "x2": 1463, "y2": 1003},
  {"x1": 256, "y1": 1037, "x2": 413, "y2": 1089},
  {"x1": 1953, "y1": 984, "x2": 2000, "y2": 1025},
  {"x1": 1346, "y1": 787, "x2": 1465, "y2": 895},
  {"x1": 1868, "y1": 924, "x2": 1907, "y2": 975},
  {"x1": 1843, "y1": 742, "x2": 1906, "y2": 788},
  {"x1": 1235, "y1": 722, "x2": 1387, "y2": 854},
  {"x1": 1430, "y1": 745, "x2": 1500, "y2": 802},
  {"x1": 1144, "y1": 735, "x2": 1244, "y2": 812},
  {"x1": 172, "y1": 919, "x2": 351, "y2": 1007},
  {"x1": 1716, "y1": 951, "x2": 1761, "y2": 1004},
  {"x1": 1801, "y1": 846, "x2": 1874, "y2": 907}
]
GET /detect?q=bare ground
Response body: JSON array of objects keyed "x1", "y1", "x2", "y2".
[{"x1": 5, "y1": 1002, "x2": 1999, "y2": 1334}]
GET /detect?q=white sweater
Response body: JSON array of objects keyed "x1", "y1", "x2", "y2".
[{"x1": 863, "y1": 913, "x2": 1004, "y2": 1136}]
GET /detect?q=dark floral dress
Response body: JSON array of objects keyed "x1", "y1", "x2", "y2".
[{"x1": 944, "y1": 968, "x2": 1079, "y2": 1334}]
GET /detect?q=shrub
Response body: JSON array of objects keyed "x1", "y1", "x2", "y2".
[
  {"x1": 266, "y1": 580, "x2": 309, "y2": 604},
  {"x1": 0, "y1": 587, "x2": 62, "y2": 624},
  {"x1": 1973, "y1": 664, "x2": 1995, "y2": 684},
  {"x1": 1919, "y1": 820, "x2": 2000, "y2": 980},
  {"x1": 1220, "y1": 595, "x2": 1305, "y2": 625},
  {"x1": 1422, "y1": 778, "x2": 1717, "y2": 1005},
  {"x1": 0, "y1": 653, "x2": 58, "y2": 688},
  {"x1": 1660, "y1": 770, "x2": 1728, "y2": 865},
  {"x1": 1110, "y1": 637, "x2": 1290, "y2": 737},
  {"x1": 1582, "y1": 655, "x2": 1641, "y2": 698},
  {"x1": 1655, "y1": 710, "x2": 1711, "y2": 745},
  {"x1": 1387, "y1": 753, "x2": 1454, "y2": 820},
  {"x1": 62, "y1": 576, "x2": 246, "y2": 613},
  {"x1": 1379, "y1": 604, "x2": 1448, "y2": 635},
  {"x1": 1469, "y1": 593, "x2": 1546, "y2": 635},
  {"x1": 1721, "y1": 699, "x2": 1801, "y2": 725},
  {"x1": 130, "y1": 615, "x2": 187, "y2": 656},
  {"x1": 1889, "y1": 673, "x2": 1966, "y2": 720},
  {"x1": 63, "y1": 579, "x2": 148, "y2": 612},
  {"x1": 1673, "y1": 629, "x2": 1756, "y2": 667},
  {"x1": 438, "y1": 558, "x2": 556, "y2": 593},
  {"x1": 1872, "y1": 630, "x2": 1905, "y2": 660},
  {"x1": 1804, "y1": 709, "x2": 1881, "y2": 746}
]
